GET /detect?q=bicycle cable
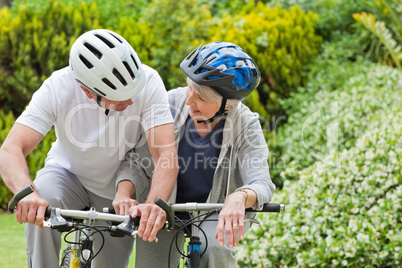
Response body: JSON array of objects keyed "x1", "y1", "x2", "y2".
[
  {"x1": 63, "y1": 223, "x2": 106, "y2": 268},
  {"x1": 167, "y1": 209, "x2": 221, "y2": 268}
]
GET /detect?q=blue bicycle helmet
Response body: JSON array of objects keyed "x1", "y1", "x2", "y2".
[{"x1": 180, "y1": 42, "x2": 260, "y2": 100}]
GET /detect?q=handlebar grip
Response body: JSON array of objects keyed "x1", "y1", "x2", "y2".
[
  {"x1": 246, "y1": 203, "x2": 285, "y2": 213},
  {"x1": 154, "y1": 197, "x2": 175, "y2": 230},
  {"x1": 8, "y1": 185, "x2": 34, "y2": 213},
  {"x1": 45, "y1": 206, "x2": 52, "y2": 218}
]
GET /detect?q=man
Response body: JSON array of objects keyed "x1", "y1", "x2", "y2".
[{"x1": 0, "y1": 29, "x2": 178, "y2": 268}]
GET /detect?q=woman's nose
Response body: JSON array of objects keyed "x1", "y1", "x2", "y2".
[{"x1": 185, "y1": 91, "x2": 195, "y2": 105}]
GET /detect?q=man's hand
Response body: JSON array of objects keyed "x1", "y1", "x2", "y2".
[
  {"x1": 15, "y1": 191, "x2": 48, "y2": 231},
  {"x1": 129, "y1": 203, "x2": 167, "y2": 242}
]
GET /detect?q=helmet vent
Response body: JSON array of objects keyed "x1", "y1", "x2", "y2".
[
  {"x1": 79, "y1": 54, "x2": 93, "y2": 69},
  {"x1": 84, "y1": 42, "x2": 102, "y2": 59},
  {"x1": 95, "y1": 34, "x2": 115, "y2": 48},
  {"x1": 206, "y1": 53, "x2": 218, "y2": 64},
  {"x1": 102, "y1": 78, "x2": 116, "y2": 90},
  {"x1": 109, "y1": 33, "x2": 123, "y2": 44},
  {"x1": 113, "y1": 68, "x2": 127, "y2": 86},
  {"x1": 123, "y1": 61, "x2": 135, "y2": 80},
  {"x1": 236, "y1": 60, "x2": 246, "y2": 67},
  {"x1": 130, "y1": 54, "x2": 139, "y2": 70}
]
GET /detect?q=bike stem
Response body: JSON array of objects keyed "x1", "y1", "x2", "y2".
[{"x1": 188, "y1": 210, "x2": 201, "y2": 268}]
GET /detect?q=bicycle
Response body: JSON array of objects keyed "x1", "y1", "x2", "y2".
[
  {"x1": 153, "y1": 197, "x2": 285, "y2": 268},
  {"x1": 8, "y1": 185, "x2": 139, "y2": 268},
  {"x1": 8, "y1": 185, "x2": 285, "y2": 268}
]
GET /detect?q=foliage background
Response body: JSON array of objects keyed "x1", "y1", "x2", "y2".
[{"x1": 0, "y1": 0, "x2": 401, "y2": 267}]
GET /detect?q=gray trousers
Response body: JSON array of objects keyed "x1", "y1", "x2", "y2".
[
  {"x1": 26, "y1": 164, "x2": 134, "y2": 268},
  {"x1": 135, "y1": 213, "x2": 243, "y2": 268}
]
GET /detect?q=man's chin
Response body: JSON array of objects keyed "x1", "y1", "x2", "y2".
[{"x1": 108, "y1": 105, "x2": 128, "y2": 112}]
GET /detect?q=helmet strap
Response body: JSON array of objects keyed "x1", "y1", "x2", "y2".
[
  {"x1": 96, "y1": 95, "x2": 110, "y2": 116},
  {"x1": 197, "y1": 98, "x2": 227, "y2": 124}
]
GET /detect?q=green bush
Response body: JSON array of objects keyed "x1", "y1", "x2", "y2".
[
  {"x1": 267, "y1": 35, "x2": 402, "y2": 187},
  {"x1": 11, "y1": 0, "x2": 148, "y2": 28},
  {"x1": 139, "y1": 0, "x2": 215, "y2": 89},
  {"x1": 0, "y1": 111, "x2": 57, "y2": 209},
  {"x1": 353, "y1": 0, "x2": 402, "y2": 70},
  {"x1": 0, "y1": 0, "x2": 101, "y2": 115},
  {"x1": 237, "y1": 91, "x2": 402, "y2": 267},
  {"x1": 266, "y1": 0, "x2": 361, "y2": 41},
  {"x1": 211, "y1": 2, "x2": 322, "y2": 117}
]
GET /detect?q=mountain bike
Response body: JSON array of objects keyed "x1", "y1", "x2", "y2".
[
  {"x1": 153, "y1": 197, "x2": 285, "y2": 268},
  {"x1": 8, "y1": 185, "x2": 139, "y2": 268},
  {"x1": 9, "y1": 185, "x2": 285, "y2": 268}
]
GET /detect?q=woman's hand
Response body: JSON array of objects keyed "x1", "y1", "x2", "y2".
[
  {"x1": 215, "y1": 191, "x2": 248, "y2": 248},
  {"x1": 112, "y1": 195, "x2": 139, "y2": 215},
  {"x1": 113, "y1": 180, "x2": 138, "y2": 215}
]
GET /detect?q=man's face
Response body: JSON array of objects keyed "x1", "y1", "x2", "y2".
[{"x1": 81, "y1": 86, "x2": 134, "y2": 111}]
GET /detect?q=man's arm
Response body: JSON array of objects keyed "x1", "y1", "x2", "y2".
[
  {"x1": 0, "y1": 123, "x2": 48, "y2": 229},
  {"x1": 129, "y1": 122, "x2": 178, "y2": 242}
]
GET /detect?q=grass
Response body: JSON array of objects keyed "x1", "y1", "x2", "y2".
[
  {"x1": 0, "y1": 212, "x2": 27, "y2": 268},
  {"x1": 0, "y1": 212, "x2": 137, "y2": 267}
]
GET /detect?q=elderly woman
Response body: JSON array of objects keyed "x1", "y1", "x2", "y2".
[{"x1": 116, "y1": 42, "x2": 276, "y2": 267}]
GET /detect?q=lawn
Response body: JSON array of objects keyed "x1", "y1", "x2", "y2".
[{"x1": 0, "y1": 212, "x2": 27, "y2": 268}]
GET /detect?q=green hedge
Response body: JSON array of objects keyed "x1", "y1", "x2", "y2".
[
  {"x1": 0, "y1": 1, "x2": 101, "y2": 115},
  {"x1": 0, "y1": 111, "x2": 56, "y2": 209},
  {"x1": 267, "y1": 33, "x2": 402, "y2": 187},
  {"x1": 236, "y1": 63, "x2": 402, "y2": 267},
  {"x1": 1, "y1": 0, "x2": 322, "y2": 120},
  {"x1": 211, "y1": 2, "x2": 322, "y2": 117}
]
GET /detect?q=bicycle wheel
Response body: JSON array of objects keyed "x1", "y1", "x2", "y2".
[{"x1": 60, "y1": 249, "x2": 71, "y2": 268}]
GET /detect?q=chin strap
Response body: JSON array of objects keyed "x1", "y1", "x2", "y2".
[
  {"x1": 197, "y1": 98, "x2": 227, "y2": 124},
  {"x1": 97, "y1": 95, "x2": 110, "y2": 116}
]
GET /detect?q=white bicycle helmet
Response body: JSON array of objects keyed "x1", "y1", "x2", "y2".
[{"x1": 69, "y1": 29, "x2": 146, "y2": 101}]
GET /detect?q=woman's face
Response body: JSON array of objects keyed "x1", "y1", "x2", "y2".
[{"x1": 185, "y1": 85, "x2": 220, "y2": 121}]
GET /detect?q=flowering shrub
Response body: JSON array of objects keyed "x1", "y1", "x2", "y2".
[
  {"x1": 236, "y1": 62, "x2": 402, "y2": 266},
  {"x1": 268, "y1": 44, "x2": 402, "y2": 186},
  {"x1": 237, "y1": 106, "x2": 401, "y2": 267}
]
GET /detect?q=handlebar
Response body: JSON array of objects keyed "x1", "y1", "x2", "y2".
[
  {"x1": 8, "y1": 185, "x2": 139, "y2": 236},
  {"x1": 154, "y1": 197, "x2": 285, "y2": 230},
  {"x1": 8, "y1": 186, "x2": 285, "y2": 236}
]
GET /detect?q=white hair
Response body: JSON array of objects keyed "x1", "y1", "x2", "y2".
[{"x1": 186, "y1": 77, "x2": 240, "y2": 109}]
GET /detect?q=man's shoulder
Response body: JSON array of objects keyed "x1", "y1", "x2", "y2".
[
  {"x1": 48, "y1": 66, "x2": 75, "y2": 81},
  {"x1": 142, "y1": 64, "x2": 160, "y2": 78}
]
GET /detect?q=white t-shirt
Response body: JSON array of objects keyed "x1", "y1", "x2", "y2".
[{"x1": 16, "y1": 65, "x2": 173, "y2": 199}]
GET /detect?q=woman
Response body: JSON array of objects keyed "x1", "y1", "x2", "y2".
[{"x1": 116, "y1": 41, "x2": 276, "y2": 267}]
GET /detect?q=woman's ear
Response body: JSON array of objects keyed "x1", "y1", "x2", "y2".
[{"x1": 80, "y1": 85, "x2": 94, "y2": 99}]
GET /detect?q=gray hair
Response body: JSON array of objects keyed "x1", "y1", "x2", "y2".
[{"x1": 186, "y1": 77, "x2": 240, "y2": 109}]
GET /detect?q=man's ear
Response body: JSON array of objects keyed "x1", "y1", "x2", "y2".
[{"x1": 80, "y1": 85, "x2": 94, "y2": 99}]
